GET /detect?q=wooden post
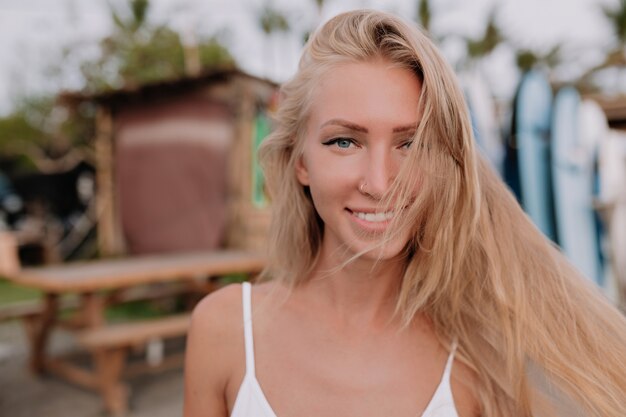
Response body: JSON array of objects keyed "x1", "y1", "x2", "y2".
[
  {"x1": 80, "y1": 292, "x2": 106, "y2": 327},
  {"x1": 28, "y1": 293, "x2": 59, "y2": 374},
  {"x1": 94, "y1": 348, "x2": 129, "y2": 416},
  {"x1": 226, "y1": 78, "x2": 256, "y2": 249},
  {"x1": 95, "y1": 106, "x2": 124, "y2": 256},
  {"x1": 0, "y1": 231, "x2": 20, "y2": 276}
]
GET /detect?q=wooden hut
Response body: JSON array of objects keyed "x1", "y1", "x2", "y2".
[{"x1": 61, "y1": 69, "x2": 277, "y2": 256}]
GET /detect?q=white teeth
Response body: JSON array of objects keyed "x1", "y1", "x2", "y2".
[{"x1": 354, "y1": 210, "x2": 394, "y2": 222}]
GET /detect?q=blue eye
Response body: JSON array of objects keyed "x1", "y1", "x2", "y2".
[
  {"x1": 322, "y1": 138, "x2": 356, "y2": 149},
  {"x1": 401, "y1": 140, "x2": 413, "y2": 149},
  {"x1": 336, "y1": 138, "x2": 352, "y2": 148}
]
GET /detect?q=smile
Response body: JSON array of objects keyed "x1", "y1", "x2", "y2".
[{"x1": 350, "y1": 210, "x2": 395, "y2": 223}]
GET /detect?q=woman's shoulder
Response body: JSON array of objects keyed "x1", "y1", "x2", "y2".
[
  {"x1": 191, "y1": 281, "x2": 280, "y2": 320},
  {"x1": 185, "y1": 284, "x2": 247, "y2": 416},
  {"x1": 187, "y1": 284, "x2": 246, "y2": 374},
  {"x1": 191, "y1": 283, "x2": 244, "y2": 327},
  {"x1": 189, "y1": 281, "x2": 282, "y2": 344}
]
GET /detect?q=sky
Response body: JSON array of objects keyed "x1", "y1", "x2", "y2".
[{"x1": 0, "y1": 0, "x2": 618, "y2": 116}]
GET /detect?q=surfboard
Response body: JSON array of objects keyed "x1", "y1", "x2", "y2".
[
  {"x1": 461, "y1": 69, "x2": 504, "y2": 175},
  {"x1": 580, "y1": 99, "x2": 608, "y2": 287},
  {"x1": 551, "y1": 89, "x2": 602, "y2": 284},
  {"x1": 597, "y1": 128, "x2": 626, "y2": 301},
  {"x1": 515, "y1": 69, "x2": 556, "y2": 241},
  {"x1": 503, "y1": 82, "x2": 522, "y2": 202}
]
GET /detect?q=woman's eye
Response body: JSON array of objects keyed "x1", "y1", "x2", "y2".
[
  {"x1": 336, "y1": 139, "x2": 353, "y2": 148},
  {"x1": 323, "y1": 138, "x2": 356, "y2": 149},
  {"x1": 401, "y1": 140, "x2": 413, "y2": 149}
]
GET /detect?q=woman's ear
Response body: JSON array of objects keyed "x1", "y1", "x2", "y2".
[{"x1": 295, "y1": 155, "x2": 310, "y2": 186}]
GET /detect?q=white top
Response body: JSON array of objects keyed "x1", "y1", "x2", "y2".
[{"x1": 230, "y1": 282, "x2": 460, "y2": 417}]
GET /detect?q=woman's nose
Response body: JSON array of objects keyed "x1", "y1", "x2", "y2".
[{"x1": 361, "y1": 148, "x2": 398, "y2": 198}]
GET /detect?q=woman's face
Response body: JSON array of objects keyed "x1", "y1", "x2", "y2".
[{"x1": 296, "y1": 59, "x2": 423, "y2": 261}]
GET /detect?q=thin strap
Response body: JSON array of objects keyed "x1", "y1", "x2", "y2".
[
  {"x1": 442, "y1": 340, "x2": 458, "y2": 378},
  {"x1": 242, "y1": 282, "x2": 256, "y2": 376}
]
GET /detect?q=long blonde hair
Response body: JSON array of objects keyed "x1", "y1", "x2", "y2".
[{"x1": 258, "y1": 9, "x2": 626, "y2": 416}]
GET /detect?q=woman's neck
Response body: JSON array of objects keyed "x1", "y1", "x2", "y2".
[{"x1": 300, "y1": 244, "x2": 407, "y2": 330}]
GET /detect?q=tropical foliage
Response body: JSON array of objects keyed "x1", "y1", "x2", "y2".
[
  {"x1": 0, "y1": 0, "x2": 234, "y2": 168},
  {"x1": 465, "y1": 12, "x2": 503, "y2": 61},
  {"x1": 515, "y1": 45, "x2": 562, "y2": 73},
  {"x1": 80, "y1": 0, "x2": 234, "y2": 93}
]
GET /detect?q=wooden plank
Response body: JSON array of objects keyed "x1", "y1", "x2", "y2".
[
  {"x1": 124, "y1": 352, "x2": 186, "y2": 378},
  {"x1": 45, "y1": 358, "x2": 100, "y2": 389},
  {"x1": 7, "y1": 250, "x2": 265, "y2": 293},
  {"x1": 78, "y1": 314, "x2": 190, "y2": 350},
  {"x1": 0, "y1": 297, "x2": 80, "y2": 322},
  {"x1": 0, "y1": 300, "x2": 45, "y2": 321},
  {"x1": 0, "y1": 282, "x2": 195, "y2": 323},
  {"x1": 105, "y1": 281, "x2": 199, "y2": 305}
]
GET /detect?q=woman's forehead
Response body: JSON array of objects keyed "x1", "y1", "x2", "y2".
[{"x1": 307, "y1": 60, "x2": 423, "y2": 132}]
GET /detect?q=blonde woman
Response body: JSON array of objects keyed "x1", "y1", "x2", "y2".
[{"x1": 184, "y1": 10, "x2": 626, "y2": 417}]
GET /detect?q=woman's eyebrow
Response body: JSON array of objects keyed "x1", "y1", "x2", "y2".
[
  {"x1": 320, "y1": 119, "x2": 418, "y2": 133},
  {"x1": 392, "y1": 124, "x2": 418, "y2": 133},
  {"x1": 320, "y1": 119, "x2": 368, "y2": 132}
]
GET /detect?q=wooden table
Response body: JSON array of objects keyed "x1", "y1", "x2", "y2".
[{"x1": 4, "y1": 249, "x2": 265, "y2": 415}]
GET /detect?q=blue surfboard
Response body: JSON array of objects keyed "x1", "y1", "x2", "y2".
[
  {"x1": 515, "y1": 70, "x2": 556, "y2": 241},
  {"x1": 551, "y1": 88, "x2": 602, "y2": 284}
]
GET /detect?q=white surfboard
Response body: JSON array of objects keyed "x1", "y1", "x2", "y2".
[
  {"x1": 552, "y1": 90, "x2": 602, "y2": 284},
  {"x1": 461, "y1": 69, "x2": 504, "y2": 175},
  {"x1": 598, "y1": 128, "x2": 626, "y2": 303}
]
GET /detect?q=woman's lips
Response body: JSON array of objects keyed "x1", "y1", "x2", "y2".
[
  {"x1": 346, "y1": 208, "x2": 393, "y2": 234},
  {"x1": 351, "y1": 209, "x2": 394, "y2": 222}
]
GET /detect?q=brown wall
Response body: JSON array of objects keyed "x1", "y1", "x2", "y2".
[{"x1": 115, "y1": 96, "x2": 234, "y2": 255}]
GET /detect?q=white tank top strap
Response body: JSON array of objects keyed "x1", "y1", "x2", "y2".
[
  {"x1": 242, "y1": 282, "x2": 256, "y2": 377},
  {"x1": 442, "y1": 340, "x2": 458, "y2": 379}
]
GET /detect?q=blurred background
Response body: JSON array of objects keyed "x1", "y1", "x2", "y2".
[{"x1": 0, "y1": 0, "x2": 625, "y2": 415}]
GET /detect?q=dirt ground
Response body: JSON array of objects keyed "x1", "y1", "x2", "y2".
[{"x1": 0, "y1": 320, "x2": 184, "y2": 417}]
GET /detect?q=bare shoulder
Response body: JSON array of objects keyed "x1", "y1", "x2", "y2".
[
  {"x1": 450, "y1": 354, "x2": 481, "y2": 417},
  {"x1": 184, "y1": 284, "x2": 245, "y2": 417},
  {"x1": 191, "y1": 283, "x2": 244, "y2": 332},
  {"x1": 187, "y1": 283, "x2": 245, "y2": 374}
]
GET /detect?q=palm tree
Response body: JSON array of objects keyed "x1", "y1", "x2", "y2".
[
  {"x1": 80, "y1": 0, "x2": 234, "y2": 92},
  {"x1": 465, "y1": 11, "x2": 503, "y2": 63},
  {"x1": 258, "y1": 4, "x2": 290, "y2": 79},
  {"x1": 603, "y1": 0, "x2": 626, "y2": 48},
  {"x1": 110, "y1": 0, "x2": 149, "y2": 34},
  {"x1": 515, "y1": 44, "x2": 562, "y2": 74},
  {"x1": 579, "y1": 0, "x2": 626, "y2": 89},
  {"x1": 302, "y1": 0, "x2": 326, "y2": 44},
  {"x1": 415, "y1": 0, "x2": 431, "y2": 33}
]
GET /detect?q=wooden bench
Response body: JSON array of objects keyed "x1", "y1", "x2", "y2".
[
  {"x1": 0, "y1": 285, "x2": 196, "y2": 417},
  {"x1": 71, "y1": 314, "x2": 191, "y2": 416},
  {"x1": 0, "y1": 297, "x2": 84, "y2": 354},
  {"x1": 0, "y1": 280, "x2": 205, "y2": 323},
  {"x1": 1, "y1": 248, "x2": 264, "y2": 415},
  {"x1": 0, "y1": 301, "x2": 43, "y2": 322}
]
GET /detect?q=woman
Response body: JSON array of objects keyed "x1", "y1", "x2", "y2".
[{"x1": 184, "y1": 10, "x2": 626, "y2": 417}]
